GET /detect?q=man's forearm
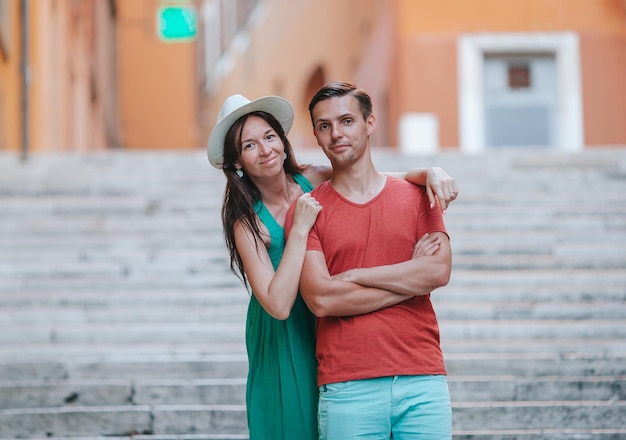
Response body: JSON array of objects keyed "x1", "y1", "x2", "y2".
[
  {"x1": 302, "y1": 278, "x2": 412, "y2": 317},
  {"x1": 334, "y1": 258, "x2": 448, "y2": 296}
]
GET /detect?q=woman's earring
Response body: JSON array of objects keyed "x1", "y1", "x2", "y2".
[
  {"x1": 283, "y1": 152, "x2": 287, "y2": 161},
  {"x1": 236, "y1": 169, "x2": 244, "y2": 178}
]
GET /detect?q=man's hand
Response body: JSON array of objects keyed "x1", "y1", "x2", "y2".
[{"x1": 412, "y1": 233, "x2": 441, "y2": 259}]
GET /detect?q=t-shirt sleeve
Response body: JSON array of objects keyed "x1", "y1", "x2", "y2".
[
  {"x1": 417, "y1": 189, "x2": 449, "y2": 239},
  {"x1": 306, "y1": 220, "x2": 323, "y2": 253}
]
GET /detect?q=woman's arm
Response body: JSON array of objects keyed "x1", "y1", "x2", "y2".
[
  {"x1": 235, "y1": 193, "x2": 321, "y2": 320},
  {"x1": 306, "y1": 164, "x2": 458, "y2": 211},
  {"x1": 301, "y1": 163, "x2": 333, "y2": 187},
  {"x1": 385, "y1": 167, "x2": 458, "y2": 211}
]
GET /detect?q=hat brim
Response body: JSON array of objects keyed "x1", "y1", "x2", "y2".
[{"x1": 207, "y1": 96, "x2": 294, "y2": 168}]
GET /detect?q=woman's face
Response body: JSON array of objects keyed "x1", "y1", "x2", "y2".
[{"x1": 236, "y1": 115, "x2": 285, "y2": 178}]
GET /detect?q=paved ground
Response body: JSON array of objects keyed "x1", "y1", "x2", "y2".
[{"x1": 0, "y1": 147, "x2": 625, "y2": 439}]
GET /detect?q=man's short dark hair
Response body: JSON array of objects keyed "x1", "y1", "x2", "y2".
[{"x1": 308, "y1": 82, "x2": 373, "y2": 127}]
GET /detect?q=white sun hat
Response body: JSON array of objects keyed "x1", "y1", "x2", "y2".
[{"x1": 207, "y1": 94, "x2": 295, "y2": 169}]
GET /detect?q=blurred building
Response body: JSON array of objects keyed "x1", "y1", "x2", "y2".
[
  {"x1": 0, "y1": 0, "x2": 118, "y2": 153},
  {"x1": 392, "y1": 0, "x2": 626, "y2": 153},
  {"x1": 0, "y1": 0, "x2": 624, "y2": 154}
]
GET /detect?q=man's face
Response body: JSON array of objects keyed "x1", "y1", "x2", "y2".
[{"x1": 311, "y1": 94, "x2": 375, "y2": 166}]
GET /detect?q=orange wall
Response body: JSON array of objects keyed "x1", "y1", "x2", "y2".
[
  {"x1": 0, "y1": 0, "x2": 21, "y2": 151},
  {"x1": 393, "y1": 35, "x2": 458, "y2": 149},
  {"x1": 580, "y1": 31, "x2": 626, "y2": 145},
  {"x1": 5, "y1": 0, "x2": 387, "y2": 152},
  {"x1": 116, "y1": 0, "x2": 199, "y2": 149},
  {"x1": 32, "y1": 0, "x2": 118, "y2": 152},
  {"x1": 392, "y1": 0, "x2": 626, "y2": 147},
  {"x1": 1, "y1": 0, "x2": 118, "y2": 153},
  {"x1": 199, "y1": 0, "x2": 391, "y2": 150},
  {"x1": 397, "y1": 0, "x2": 626, "y2": 34},
  {"x1": 29, "y1": 0, "x2": 71, "y2": 151},
  {"x1": 3, "y1": 0, "x2": 623, "y2": 152}
]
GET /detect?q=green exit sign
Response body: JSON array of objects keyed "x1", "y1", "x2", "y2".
[{"x1": 157, "y1": 6, "x2": 197, "y2": 42}]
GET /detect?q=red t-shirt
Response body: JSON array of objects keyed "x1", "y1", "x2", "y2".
[{"x1": 304, "y1": 177, "x2": 448, "y2": 386}]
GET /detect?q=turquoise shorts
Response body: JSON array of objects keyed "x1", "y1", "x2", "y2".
[{"x1": 318, "y1": 375, "x2": 452, "y2": 440}]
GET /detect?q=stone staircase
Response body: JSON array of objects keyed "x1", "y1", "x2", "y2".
[{"x1": 0, "y1": 148, "x2": 625, "y2": 439}]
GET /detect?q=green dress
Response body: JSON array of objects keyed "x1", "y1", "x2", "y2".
[{"x1": 246, "y1": 173, "x2": 318, "y2": 439}]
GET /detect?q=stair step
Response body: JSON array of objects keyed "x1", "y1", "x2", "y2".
[
  {"x1": 1, "y1": 319, "x2": 624, "y2": 345},
  {"x1": 0, "y1": 435, "x2": 249, "y2": 440},
  {"x1": 30, "y1": 403, "x2": 623, "y2": 437},
  {"x1": 2, "y1": 337, "x2": 621, "y2": 363},
  {"x1": 1, "y1": 149, "x2": 624, "y2": 437},
  {"x1": 0, "y1": 343, "x2": 247, "y2": 361},
  {"x1": 1, "y1": 352, "x2": 623, "y2": 381},
  {"x1": 3, "y1": 431, "x2": 626, "y2": 440},
  {"x1": 440, "y1": 319, "x2": 626, "y2": 340},
  {"x1": 0, "y1": 406, "x2": 153, "y2": 438},
  {"x1": 447, "y1": 376, "x2": 626, "y2": 401},
  {"x1": 0, "y1": 355, "x2": 249, "y2": 381},
  {"x1": 0, "y1": 378, "x2": 247, "y2": 409},
  {"x1": 434, "y1": 301, "x2": 626, "y2": 320},
  {"x1": 0, "y1": 322, "x2": 246, "y2": 345},
  {"x1": 0, "y1": 405, "x2": 247, "y2": 438},
  {"x1": 452, "y1": 429, "x2": 626, "y2": 440},
  {"x1": 0, "y1": 305, "x2": 249, "y2": 325},
  {"x1": 3, "y1": 376, "x2": 621, "y2": 409},
  {"x1": 441, "y1": 338, "x2": 626, "y2": 354},
  {"x1": 0, "y1": 301, "x2": 623, "y2": 325},
  {"x1": 0, "y1": 288, "x2": 249, "y2": 307},
  {"x1": 444, "y1": 353, "x2": 626, "y2": 377},
  {"x1": 0, "y1": 380, "x2": 132, "y2": 409},
  {"x1": 452, "y1": 401, "x2": 626, "y2": 430}
]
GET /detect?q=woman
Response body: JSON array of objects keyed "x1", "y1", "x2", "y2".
[{"x1": 207, "y1": 94, "x2": 458, "y2": 439}]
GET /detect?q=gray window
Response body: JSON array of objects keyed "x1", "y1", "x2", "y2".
[{"x1": 483, "y1": 53, "x2": 558, "y2": 148}]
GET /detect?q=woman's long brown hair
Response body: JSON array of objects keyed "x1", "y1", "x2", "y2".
[{"x1": 221, "y1": 111, "x2": 304, "y2": 289}]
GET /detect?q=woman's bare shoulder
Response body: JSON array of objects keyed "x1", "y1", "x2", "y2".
[{"x1": 301, "y1": 163, "x2": 332, "y2": 188}]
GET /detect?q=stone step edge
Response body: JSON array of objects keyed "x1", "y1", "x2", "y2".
[
  {"x1": 452, "y1": 400, "x2": 626, "y2": 408},
  {"x1": 0, "y1": 337, "x2": 624, "y2": 354},
  {"x1": 453, "y1": 428, "x2": 626, "y2": 436},
  {"x1": 2, "y1": 375, "x2": 623, "y2": 388},
  {"x1": 0, "y1": 378, "x2": 248, "y2": 387},
  {"x1": 1, "y1": 432, "x2": 626, "y2": 440},
  {"x1": 0, "y1": 436, "x2": 249, "y2": 440},
  {"x1": 0, "y1": 404, "x2": 246, "y2": 416},
  {"x1": 2, "y1": 401, "x2": 624, "y2": 416},
  {"x1": 1, "y1": 350, "x2": 625, "y2": 364}
]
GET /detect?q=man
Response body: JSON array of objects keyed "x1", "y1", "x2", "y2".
[{"x1": 294, "y1": 82, "x2": 452, "y2": 439}]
